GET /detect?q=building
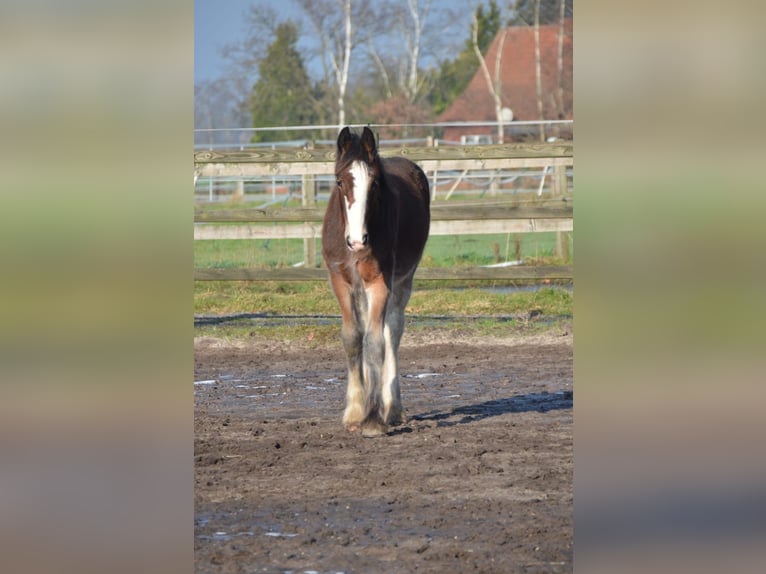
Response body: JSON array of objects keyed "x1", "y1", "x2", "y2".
[{"x1": 439, "y1": 18, "x2": 573, "y2": 143}]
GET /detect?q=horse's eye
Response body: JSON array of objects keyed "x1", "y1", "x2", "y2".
[{"x1": 336, "y1": 179, "x2": 342, "y2": 188}]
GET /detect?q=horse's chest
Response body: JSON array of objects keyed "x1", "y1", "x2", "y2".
[
  {"x1": 329, "y1": 253, "x2": 379, "y2": 286},
  {"x1": 359, "y1": 257, "x2": 384, "y2": 284}
]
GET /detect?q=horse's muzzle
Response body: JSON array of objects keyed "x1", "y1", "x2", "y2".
[{"x1": 345, "y1": 234, "x2": 369, "y2": 252}]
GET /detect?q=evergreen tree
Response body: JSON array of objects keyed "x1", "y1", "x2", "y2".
[{"x1": 249, "y1": 22, "x2": 318, "y2": 143}]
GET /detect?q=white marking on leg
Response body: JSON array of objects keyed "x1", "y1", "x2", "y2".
[
  {"x1": 345, "y1": 161, "x2": 369, "y2": 248},
  {"x1": 381, "y1": 323, "x2": 397, "y2": 420},
  {"x1": 361, "y1": 284, "x2": 380, "y2": 404},
  {"x1": 343, "y1": 367, "x2": 365, "y2": 427}
]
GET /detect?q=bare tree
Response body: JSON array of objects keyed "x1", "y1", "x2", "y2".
[
  {"x1": 402, "y1": 0, "x2": 430, "y2": 101},
  {"x1": 556, "y1": 0, "x2": 566, "y2": 120},
  {"x1": 534, "y1": 0, "x2": 544, "y2": 141},
  {"x1": 471, "y1": 8, "x2": 508, "y2": 144},
  {"x1": 367, "y1": 38, "x2": 394, "y2": 100},
  {"x1": 365, "y1": 0, "x2": 457, "y2": 108},
  {"x1": 297, "y1": 0, "x2": 370, "y2": 128},
  {"x1": 220, "y1": 4, "x2": 280, "y2": 89},
  {"x1": 194, "y1": 79, "x2": 252, "y2": 147},
  {"x1": 213, "y1": 4, "x2": 283, "y2": 138}
]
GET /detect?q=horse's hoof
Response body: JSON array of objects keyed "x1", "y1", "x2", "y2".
[
  {"x1": 344, "y1": 423, "x2": 361, "y2": 433},
  {"x1": 386, "y1": 411, "x2": 407, "y2": 426},
  {"x1": 361, "y1": 420, "x2": 388, "y2": 438}
]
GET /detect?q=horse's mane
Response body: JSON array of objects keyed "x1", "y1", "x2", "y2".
[{"x1": 336, "y1": 131, "x2": 379, "y2": 173}]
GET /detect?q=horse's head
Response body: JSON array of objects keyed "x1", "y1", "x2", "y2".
[{"x1": 335, "y1": 126, "x2": 381, "y2": 252}]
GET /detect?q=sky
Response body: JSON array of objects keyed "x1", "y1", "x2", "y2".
[
  {"x1": 193, "y1": 0, "x2": 285, "y2": 83},
  {"x1": 194, "y1": 0, "x2": 474, "y2": 84}
]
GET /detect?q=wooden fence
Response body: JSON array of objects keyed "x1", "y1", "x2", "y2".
[{"x1": 194, "y1": 141, "x2": 573, "y2": 281}]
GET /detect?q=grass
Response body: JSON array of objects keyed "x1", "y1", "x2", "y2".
[
  {"x1": 194, "y1": 281, "x2": 571, "y2": 317},
  {"x1": 194, "y1": 281, "x2": 572, "y2": 342},
  {"x1": 193, "y1": 315, "x2": 567, "y2": 347},
  {"x1": 194, "y1": 232, "x2": 572, "y2": 269}
]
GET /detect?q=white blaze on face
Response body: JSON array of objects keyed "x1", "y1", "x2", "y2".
[{"x1": 345, "y1": 160, "x2": 370, "y2": 249}]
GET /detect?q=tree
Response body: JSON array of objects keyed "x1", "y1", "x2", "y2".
[
  {"x1": 219, "y1": 4, "x2": 281, "y2": 126},
  {"x1": 530, "y1": 0, "x2": 573, "y2": 138},
  {"x1": 367, "y1": 95, "x2": 433, "y2": 139},
  {"x1": 220, "y1": 4, "x2": 280, "y2": 86},
  {"x1": 508, "y1": 0, "x2": 572, "y2": 26},
  {"x1": 471, "y1": 5, "x2": 508, "y2": 143},
  {"x1": 195, "y1": 79, "x2": 251, "y2": 147},
  {"x1": 534, "y1": 0, "x2": 544, "y2": 140},
  {"x1": 555, "y1": 0, "x2": 568, "y2": 122},
  {"x1": 365, "y1": 0, "x2": 434, "y2": 104},
  {"x1": 426, "y1": 0, "x2": 501, "y2": 116},
  {"x1": 249, "y1": 22, "x2": 318, "y2": 142},
  {"x1": 296, "y1": 0, "x2": 376, "y2": 128}
]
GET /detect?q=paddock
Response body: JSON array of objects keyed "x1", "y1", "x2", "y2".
[
  {"x1": 194, "y1": 328, "x2": 572, "y2": 573},
  {"x1": 194, "y1": 135, "x2": 573, "y2": 572}
]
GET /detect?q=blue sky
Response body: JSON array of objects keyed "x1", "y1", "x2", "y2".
[
  {"x1": 194, "y1": 0, "x2": 474, "y2": 84},
  {"x1": 194, "y1": 0, "x2": 292, "y2": 83}
]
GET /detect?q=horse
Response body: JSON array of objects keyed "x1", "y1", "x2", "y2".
[{"x1": 321, "y1": 126, "x2": 430, "y2": 437}]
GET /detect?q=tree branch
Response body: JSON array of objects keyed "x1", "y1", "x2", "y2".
[
  {"x1": 534, "y1": 0, "x2": 544, "y2": 141},
  {"x1": 472, "y1": 10, "x2": 504, "y2": 143}
]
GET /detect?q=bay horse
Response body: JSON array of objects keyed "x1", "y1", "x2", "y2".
[{"x1": 322, "y1": 126, "x2": 430, "y2": 437}]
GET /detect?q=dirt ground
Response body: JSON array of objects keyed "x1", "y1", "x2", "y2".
[{"x1": 194, "y1": 327, "x2": 573, "y2": 573}]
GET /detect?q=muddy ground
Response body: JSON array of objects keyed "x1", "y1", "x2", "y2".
[{"x1": 194, "y1": 328, "x2": 573, "y2": 573}]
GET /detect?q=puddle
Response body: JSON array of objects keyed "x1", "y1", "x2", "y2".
[
  {"x1": 404, "y1": 372, "x2": 441, "y2": 379},
  {"x1": 196, "y1": 530, "x2": 256, "y2": 542}
]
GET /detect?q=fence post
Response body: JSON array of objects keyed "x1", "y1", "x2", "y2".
[
  {"x1": 302, "y1": 173, "x2": 317, "y2": 268},
  {"x1": 552, "y1": 164, "x2": 570, "y2": 262},
  {"x1": 234, "y1": 178, "x2": 245, "y2": 202},
  {"x1": 430, "y1": 136, "x2": 438, "y2": 201}
]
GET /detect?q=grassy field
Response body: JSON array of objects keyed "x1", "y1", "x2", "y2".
[
  {"x1": 194, "y1": 280, "x2": 572, "y2": 342},
  {"x1": 194, "y1": 232, "x2": 571, "y2": 269}
]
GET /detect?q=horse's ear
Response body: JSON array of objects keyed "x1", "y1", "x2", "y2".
[
  {"x1": 337, "y1": 126, "x2": 353, "y2": 155},
  {"x1": 361, "y1": 126, "x2": 377, "y2": 159}
]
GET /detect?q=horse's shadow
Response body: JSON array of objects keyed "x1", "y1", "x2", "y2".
[{"x1": 392, "y1": 390, "x2": 572, "y2": 434}]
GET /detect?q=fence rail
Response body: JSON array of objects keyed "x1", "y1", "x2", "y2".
[
  {"x1": 194, "y1": 142, "x2": 573, "y2": 178},
  {"x1": 194, "y1": 141, "x2": 573, "y2": 281}
]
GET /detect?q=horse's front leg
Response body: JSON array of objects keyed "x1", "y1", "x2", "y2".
[
  {"x1": 341, "y1": 316, "x2": 364, "y2": 432},
  {"x1": 330, "y1": 273, "x2": 365, "y2": 432},
  {"x1": 381, "y1": 278, "x2": 412, "y2": 426},
  {"x1": 360, "y1": 276, "x2": 390, "y2": 437}
]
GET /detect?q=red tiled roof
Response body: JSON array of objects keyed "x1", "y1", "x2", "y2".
[{"x1": 439, "y1": 19, "x2": 572, "y2": 140}]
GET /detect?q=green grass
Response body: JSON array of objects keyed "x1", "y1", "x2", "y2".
[
  {"x1": 193, "y1": 282, "x2": 572, "y2": 342},
  {"x1": 194, "y1": 281, "x2": 571, "y2": 318},
  {"x1": 421, "y1": 233, "x2": 566, "y2": 267},
  {"x1": 195, "y1": 238, "x2": 306, "y2": 269},
  {"x1": 193, "y1": 315, "x2": 567, "y2": 345},
  {"x1": 194, "y1": 232, "x2": 572, "y2": 269},
  {"x1": 194, "y1": 281, "x2": 338, "y2": 316}
]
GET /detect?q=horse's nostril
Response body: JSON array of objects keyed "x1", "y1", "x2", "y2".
[{"x1": 345, "y1": 234, "x2": 368, "y2": 250}]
